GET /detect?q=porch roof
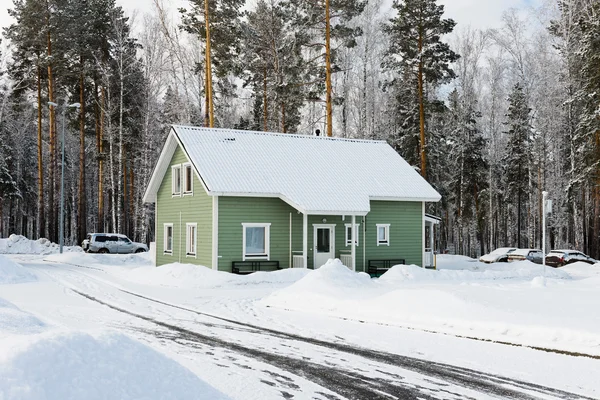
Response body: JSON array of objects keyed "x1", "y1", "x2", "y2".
[{"x1": 143, "y1": 126, "x2": 441, "y2": 214}]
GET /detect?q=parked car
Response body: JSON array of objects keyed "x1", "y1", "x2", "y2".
[
  {"x1": 544, "y1": 250, "x2": 597, "y2": 268},
  {"x1": 507, "y1": 248, "x2": 543, "y2": 264},
  {"x1": 82, "y1": 233, "x2": 148, "y2": 254},
  {"x1": 479, "y1": 247, "x2": 517, "y2": 263}
]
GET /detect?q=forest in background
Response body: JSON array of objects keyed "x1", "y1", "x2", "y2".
[{"x1": 0, "y1": 0, "x2": 599, "y2": 259}]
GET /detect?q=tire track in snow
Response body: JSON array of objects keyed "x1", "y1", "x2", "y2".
[
  {"x1": 38, "y1": 260, "x2": 594, "y2": 400},
  {"x1": 72, "y1": 288, "x2": 590, "y2": 400}
]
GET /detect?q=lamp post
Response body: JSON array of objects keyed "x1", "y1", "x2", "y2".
[{"x1": 48, "y1": 101, "x2": 81, "y2": 254}]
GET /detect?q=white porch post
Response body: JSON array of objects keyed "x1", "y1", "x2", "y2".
[
  {"x1": 351, "y1": 215, "x2": 356, "y2": 271},
  {"x1": 422, "y1": 202, "x2": 425, "y2": 268},
  {"x1": 429, "y1": 221, "x2": 434, "y2": 251},
  {"x1": 303, "y1": 213, "x2": 308, "y2": 268}
]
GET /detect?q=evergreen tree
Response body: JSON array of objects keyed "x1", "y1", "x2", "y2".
[
  {"x1": 179, "y1": 0, "x2": 244, "y2": 127},
  {"x1": 503, "y1": 83, "x2": 531, "y2": 248},
  {"x1": 241, "y1": 0, "x2": 305, "y2": 133},
  {"x1": 284, "y1": 0, "x2": 365, "y2": 136},
  {"x1": 384, "y1": 0, "x2": 458, "y2": 178}
]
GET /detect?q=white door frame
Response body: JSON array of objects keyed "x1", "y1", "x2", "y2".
[{"x1": 313, "y1": 224, "x2": 336, "y2": 269}]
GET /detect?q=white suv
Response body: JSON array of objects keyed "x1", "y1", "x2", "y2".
[{"x1": 82, "y1": 233, "x2": 148, "y2": 254}]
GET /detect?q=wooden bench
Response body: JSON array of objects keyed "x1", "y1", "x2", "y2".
[
  {"x1": 367, "y1": 259, "x2": 405, "y2": 277},
  {"x1": 232, "y1": 260, "x2": 280, "y2": 274}
]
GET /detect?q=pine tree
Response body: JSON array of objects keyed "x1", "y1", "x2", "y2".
[
  {"x1": 241, "y1": 0, "x2": 305, "y2": 133},
  {"x1": 384, "y1": 0, "x2": 458, "y2": 178},
  {"x1": 284, "y1": 0, "x2": 365, "y2": 136},
  {"x1": 180, "y1": 0, "x2": 244, "y2": 127},
  {"x1": 503, "y1": 83, "x2": 531, "y2": 248}
]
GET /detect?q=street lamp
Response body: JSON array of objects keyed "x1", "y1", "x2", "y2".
[{"x1": 48, "y1": 101, "x2": 81, "y2": 254}]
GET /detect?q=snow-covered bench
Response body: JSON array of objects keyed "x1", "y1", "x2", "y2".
[
  {"x1": 232, "y1": 260, "x2": 280, "y2": 274},
  {"x1": 367, "y1": 259, "x2": 405, "y2": 277}
]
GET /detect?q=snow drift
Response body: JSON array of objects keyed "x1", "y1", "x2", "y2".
[
  {"x1": 0, "y1": 235, "x2": 81, "y2": 255},
  {"x1": 0, "y1": 255, "x2": 37, "y2": 284},
  {"x1": 123, "y1": 262, "x2": 311, "y2": 289},
  {"x1": 0, "y1": 296, "x2": 230, "y2": 400}
]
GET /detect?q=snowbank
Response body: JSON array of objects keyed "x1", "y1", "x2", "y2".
[
  {"x1": 44, "y1": 251, "x2": 152, "y2": 268},
  {"x1": 379, "y1": 261, "x2": 570, "y2": 284},
  {"x1": 124, "y1": 262, "x2": 310, "y2": 289},
  {"x1": 0, "y1": 332, "x2": 230, "y2": 400},
  {"x1": 261, "y1": 257, "x2": 600, "y2": 355},
  {"x1": 0, "y1": 255, "x2": 37, "y2": 284},
  {"x1": 0, "y1": 297, "x2": 230, "y2": 400},
  {"x1": 0, "y1": 298, "x2": 45, "y2": 337},
  {"x1": 0, "y1": 234, "x2": 81, "y2": 255}
]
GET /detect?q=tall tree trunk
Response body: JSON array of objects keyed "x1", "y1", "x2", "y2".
[
  {"x1": 78, "y1": 70, "x2": 86, "y2": 243},
  {"x1": 325, "y1": 0, "x2": 333, "y2": 137},
  {"x1": 99, "y1": 86, "x2": 105, "y2": 232},
  {"x1": 118, "y1": 50, "x2": 124, "y2": 233},
  {"x1": 37, "y1": 65, "x2": 45, "y2": 239},
  {"x1": 263, "y1": 65, "x2": 268, "y2": 131},
  {"x1": 417, "y1": 26, "x2": 426, "y2": 178},
  {"x1": 46, "y1": 2, "x2": 57, "y2": 243},
  {"x1": 204, "y1": 0, "x2": 214, "y2": 127},
  {"x1": 280, "y1": 102, "x2": 286, "y2": 133}
]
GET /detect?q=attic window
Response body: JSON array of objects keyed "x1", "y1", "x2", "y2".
[
  {"x1": 183, "y1": 163, "x2": 193, "y2": 194},
  {"x1": 172, "y1": 165, "x2": 182, "y2": 196}
]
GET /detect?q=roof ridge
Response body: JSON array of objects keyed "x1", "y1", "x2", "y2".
[{"x1": 171, "y1": 125, "x2": 387, "y2": 144}]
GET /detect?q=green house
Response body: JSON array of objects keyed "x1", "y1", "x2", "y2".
[{"x1": 143, "y1": 126, "x2": 441, "y2": 272}]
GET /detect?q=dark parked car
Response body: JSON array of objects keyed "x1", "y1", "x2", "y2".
[
  {"x1": 544, "y1": 250, "x2": 597, "y2": 268},
  {"x1": 82, "y1": 233, "x2": 148, "y2": 254},
  {"x1": 507, "y1": 249, "x2": 544, "y2": 264}
]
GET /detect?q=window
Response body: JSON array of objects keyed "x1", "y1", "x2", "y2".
[
  {"x1": 164, "y1": 224, "x2": 173, "y2": 254},
  {"x1": 345, "y1": 223, "x2": 359, "y2": 246},
  {"x1": 242, "y1": 223, "x2": 271, "y2": 260},
  {"x1": 183, "y1": 163, "x2": 193, "y2": 194},
  {"x1": 186, "y1": 223, "x2": 197, "y2": 256},
  {"x1": 172, "y1": 165, "x2": 182, "y2": 196},
  {"x1": 377, "y1": 224, "x2": 390, "y2": 246}
]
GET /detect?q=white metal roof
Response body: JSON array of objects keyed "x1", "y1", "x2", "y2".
[{"x1": 143, "y1": 126, "x2": 441, "y2": 214}]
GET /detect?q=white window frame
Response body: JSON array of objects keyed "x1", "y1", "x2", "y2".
[
  {"x1": 182, "y1": 163, "x2": 193, "y2": 195},
  {"x1": 242, "y1": 223, "x2": 271, "y2": 261},
  {"x1": 186, "y1": 223, "x2": 197, "y2": 257},
  {"x1": 171, "y1": 164, "x2": 182, "y2": 196},
  {"x1": 377, "y1": 224, "x2": 390, "y2": 246},
  {"x1": 345, "y1": 223, "x2": 359, "y2": 246},
  {"x1": 164, "y1": 223, "x2": 173, "y2": 254}
]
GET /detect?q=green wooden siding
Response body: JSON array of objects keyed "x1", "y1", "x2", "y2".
[
  {"x1": 217, "y1": 197, "x2": 299, "y2": 271},
  {"x1": 364, "y1": 201, "x2": 423, "y2": 267},
  {"x1": 155, "y1": 146, "x2": 212, "y2": 267},
  {"x1": 216, "y1": 199, "x2": 422, "y2": 272}
]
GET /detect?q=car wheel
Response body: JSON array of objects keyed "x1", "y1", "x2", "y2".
[
  {"x1": 98, "y1": 248, "x2": 109, "y2": 254},
  {"x1": 135, "y1": 248, "x2": 146, "y2": 253}
]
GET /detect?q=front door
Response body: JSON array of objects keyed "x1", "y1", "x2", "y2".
[{"x1": 313, "y1": 225, "x2": 335, "y2": 269}]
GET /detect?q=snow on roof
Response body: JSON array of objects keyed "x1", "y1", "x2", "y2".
[{"x1": 144, "y1": 126, "x2": 441, "y2": 214}]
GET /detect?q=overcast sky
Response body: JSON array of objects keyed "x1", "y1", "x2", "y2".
[{"x1": 1, "y1": 0, "x2": 542, "y2": 46}]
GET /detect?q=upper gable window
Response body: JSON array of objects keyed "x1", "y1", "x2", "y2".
[
  {"x1": 183, "y1": 163, "x2": 193, "y2": 195},
  {"x1": 172, "y1": 165, "x2": 182, "y2": 196}
]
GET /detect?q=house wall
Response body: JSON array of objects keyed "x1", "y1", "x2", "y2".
[
  {"x1": 364, "y1": 201, "x2": 423, "y2": 267},
  {"x1": 217, "y1": 196, "x2": 300, "y2": 271},
  {"x1": 216, "y1": 197, "x2": 423, "y2": 272},
  {"x1": 155, "y1": 146, "x2": 213, "y2": 267}
]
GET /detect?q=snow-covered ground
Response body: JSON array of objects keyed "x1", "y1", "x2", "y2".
[{"x1": 1, "y1": 237, "x2": 599, "y2": 399}]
